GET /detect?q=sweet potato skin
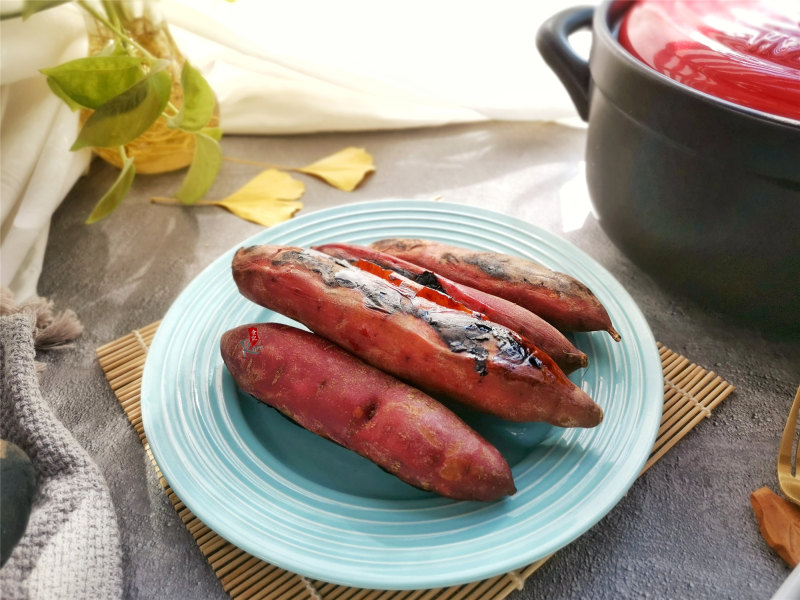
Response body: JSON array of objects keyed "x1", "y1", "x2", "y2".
[
  {"x1": 370, "y1": 238, "x2": 620, "y2": 340},
  {"x1": 314, "y1": 242, "x2": 588, "y2": 373},
  {"x1": 231, "y1": 245, "x2": 602, "y2": 427},
  {"x1": 220, "y1": 323, "x2": 515, "y2": 501}
]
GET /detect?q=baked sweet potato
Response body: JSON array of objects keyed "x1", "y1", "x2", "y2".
[
  {"x1": 220, "y1": 323, "x2": 516, "y2": 501},
  {"x1": 314, "y1": 242, "x2": 588, "y2": 373},
  {"x1": 231, "y1": 245, "x2": 602, "y2": 427},
  {"x1": 370, "y1": 238, "x2": 620, "y2": 340}
]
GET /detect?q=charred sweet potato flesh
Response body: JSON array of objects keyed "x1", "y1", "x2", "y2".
[
  {"x1": 370, "y1": 238, "x2": 620, "y2": 340},
  {"x1": 231, "y1": 245, "x2": 602, "y2": 427}
]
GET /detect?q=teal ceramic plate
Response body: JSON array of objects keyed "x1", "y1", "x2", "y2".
[{"x1": 141, "y1": 199, "x2": 662, "y2": 590}]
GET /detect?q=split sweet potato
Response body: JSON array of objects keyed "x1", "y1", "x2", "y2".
[
  {"x1": 314, "y1": 242, "x2": 588, "y2": 373},
  {"x1": 370, "y1": 238, "x2": 620, "y2": 340},
  {"x1": 220, "y1": 323, "x2": 516, "y2": 501},
  {"x1": 231, "y1": 244, "x2": 602, "y2": 427}
]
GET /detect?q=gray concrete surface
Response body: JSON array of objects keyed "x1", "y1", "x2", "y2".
[{"x1": 37, "y1": 121, "x2": 799, "y2": 599}]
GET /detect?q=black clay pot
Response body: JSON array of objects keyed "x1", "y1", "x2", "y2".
[{"x1": 537, "y1": 1, "x2": 800, "y2": 333}]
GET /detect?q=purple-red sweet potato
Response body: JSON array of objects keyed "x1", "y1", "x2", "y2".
[
  {"x1": 231, "y1": 244, "x2": 602, "y2": 427},
  {"x1": 314, "y1": 242, "x2": 588, "y2": 373},
  {"x1": 370, "y1": 238, "x2": 620, "y2": 340},
  {"x1": 221, "y1": 323, "x2": 516, "y2": 501}
]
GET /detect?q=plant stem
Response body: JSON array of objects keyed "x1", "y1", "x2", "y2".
[
  {"x1": 101, "y1": 0, "x2": 121, "y2": 32},
  {"x1": 77, "y1": 0, "x2": 154, "y2": 59},
  {"x1": 223, "y1": 156, "x2": 294, "y2": 171},
  {"x1": 165, "y1": 101, "x2": 181, "y2": 116},
  {"x1": 0, "y1": 8, "x2": 23, "y2": 19},
  {"x1": 151, "y1": 196, "x2": 217, "y2": 206}
]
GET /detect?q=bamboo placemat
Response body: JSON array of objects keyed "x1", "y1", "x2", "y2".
[{"x1": 97, "y1": 322, "x2": 734, "y2": 600}]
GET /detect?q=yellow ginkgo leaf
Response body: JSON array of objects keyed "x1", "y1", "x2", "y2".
[
  {"x1": 295, "y1": 147, "x2": 375, "y2": 192},
  {"x1": 210, "y1": 169, "x2": 305, "y2": 227},
  {"x1": 220, "y1": 169, "x2": 305, "y2": 203},
  {"x1": 215, "y1": 196, "x2": 303, "y2": 227}
]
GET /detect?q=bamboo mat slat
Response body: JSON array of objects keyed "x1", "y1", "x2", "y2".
[{"x1": 97, "y1": 322, "x2": 734, "y2": 600}]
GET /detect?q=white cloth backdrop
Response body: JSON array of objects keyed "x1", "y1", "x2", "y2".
[{"x1": 0, "y1": 0, "x2": 589, "y2": 300}]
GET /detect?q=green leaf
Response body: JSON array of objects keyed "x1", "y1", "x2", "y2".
[
  {"x1": 21, "y1": 0, "x2": 71, "y2": 20},
  {"x1": 167, "y1": 62, "x2": 216, "y2": 132},
  {"x1": 85, "y1": 154, "x2": 136, "y2": 224},
  {"x1": 95, "y1": 41, "x2": 128, "y2": 58},
  {"x1": 175, "y1": 132, "x2": 222, "y2": 204},
  {"x1": 46, "y1": 77, "x2": 84, "y2": 112},
  {"x1": 71, "y1": 68, "x2": 171, "y2": 150},
  {"x1": 200, "y1": 126, "x2": 223, "y2": 141},
  {"x1": 41, "y1": 56, "x2": 150, "y2": 109}
]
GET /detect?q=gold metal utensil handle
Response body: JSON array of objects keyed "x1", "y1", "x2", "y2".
[{"x1": 778, "y1": 386, "x2": 800, "y2": 506}]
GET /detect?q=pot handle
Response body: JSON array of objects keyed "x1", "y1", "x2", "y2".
[{"x1": 536, "y1": 6, "x2": 595, "y2": 121}]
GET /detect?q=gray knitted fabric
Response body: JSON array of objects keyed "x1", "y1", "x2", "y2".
[{"x1": 0, "y1": 309, "x2": 123, "y2": 598}]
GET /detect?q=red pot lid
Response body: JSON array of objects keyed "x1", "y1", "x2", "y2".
[{"x1": 619, "y1": 0, "x2": 800, "y2": 121}]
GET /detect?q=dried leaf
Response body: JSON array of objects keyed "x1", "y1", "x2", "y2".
[
  {"x1": 751, "y1": 486, "x2": 800, "y2": 567},
  {"x1": 295, "y1": 146, "x2": 375, "y2": 191},
  {"x1": 212, "y1": 169, "x2": 305, "y2": 227},
  {"x1": 222, "y1": 169, "x2": 305, "y2": 202},
  {"x1": 215, "y1": 197, "x2": 303, "y2": 227}
]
